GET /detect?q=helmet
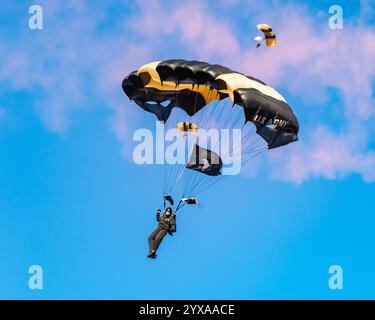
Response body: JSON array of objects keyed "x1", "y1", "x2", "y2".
[{"x1": 165, "y1": 207, "x2": 172, "y2": 215}]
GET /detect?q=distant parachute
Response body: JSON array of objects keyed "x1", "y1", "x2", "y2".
[
  {"x1": 256, "y1": 24, "x2": 277, "y2": 47},
  {"x1": 178, "y1": 122, "x2": 198, "y2": 133},
  {"x1": 122, "y1": 59, "x2": 298, "y2": 202}
]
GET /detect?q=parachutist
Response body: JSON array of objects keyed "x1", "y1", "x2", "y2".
[
  {"x1": 147, "y1": 207, "x2": 176, "y2": 259},
  {"x1": 254, "y1": 36, "x2": 263, "y2": 48}
]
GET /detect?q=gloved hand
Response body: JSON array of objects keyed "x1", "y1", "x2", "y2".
[{"x1": 156, "y1": 208, "x2": 161, "y2": 213}]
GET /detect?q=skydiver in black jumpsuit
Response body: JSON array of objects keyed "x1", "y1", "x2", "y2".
[{"x1": 147, "y1": 207, "x2": 176, "y2": 259}]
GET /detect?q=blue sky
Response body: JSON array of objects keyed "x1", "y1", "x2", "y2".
[{"x1": 0, "y1": 0, "x2": 375, "y2": 299}]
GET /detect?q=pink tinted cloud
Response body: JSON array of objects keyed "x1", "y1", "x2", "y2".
[
  {"x1": 270, "y1": 126, "x2": 375, "y2": 183},
  {"x1": 234, "y1": 4, "x2": 375, "y2": 120},
  {"x1": 129, "y1": 0, "x2": 240, "y2": 60},
  {"x1": 97, "y1": 44, "x2": 151, "y2": 148},
  {"x1": 168, "y1": 3, "x2": 240, "y2": 59},
  {"x1": 0, "y1": 2, "x2": 149, "y2": 133},
  {"x1": 239, "y1": 3, "x2": 375, "y2": 183}
]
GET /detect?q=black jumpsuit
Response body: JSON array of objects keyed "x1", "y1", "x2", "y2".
[{"x1": 148, "y1": 210, "x2": 176, "y2": 254}]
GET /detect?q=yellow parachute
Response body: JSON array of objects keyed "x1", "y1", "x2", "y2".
[
  {"x1": 256, "y1": 24, "x2": 277, "y2": 47},
  {"x1": 178, "y1": 122, "x2": 198, "y2": 134}
]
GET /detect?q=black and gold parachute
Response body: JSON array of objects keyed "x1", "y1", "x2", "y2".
[
  {"x1": 257, "y1": 24, "x2": 277, "y2": 47},
  {"x1": 122, "y1": 59, "x2": 298, "y2": 149}
]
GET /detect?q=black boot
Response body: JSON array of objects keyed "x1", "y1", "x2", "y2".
[{"x1": 147, "y1": 250, "x2": 157, "y2": 259}]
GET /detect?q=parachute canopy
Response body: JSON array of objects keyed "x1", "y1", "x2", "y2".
[
  {"x1": 256, "y1": 24, "x2": 277, "y2": 47},
  {"x1": 122, "y1": 59, "x2": 298, "y2": 149}
]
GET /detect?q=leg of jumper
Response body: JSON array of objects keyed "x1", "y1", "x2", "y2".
[
  {"x1": 151, "y1": 229, "x2": 168, "y2": 253},
  {"x1": 148, "y1": 227, "x2": 161, "y2": 252}
]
